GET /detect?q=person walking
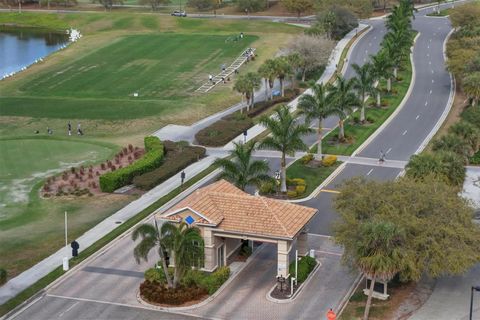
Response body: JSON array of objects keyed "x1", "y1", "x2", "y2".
[
  {"x1": 67, "y1": 121, "x2": 72, "y2": 136},
  {"x1": 326, "y1": 308, "x2": 336, "y2": 320},
  {"x1": 209, "y1": 74, "x2": 213, "y2": 83},
  {"x1": 379, "y1": 150, "x2": 386, "y2": 163}
]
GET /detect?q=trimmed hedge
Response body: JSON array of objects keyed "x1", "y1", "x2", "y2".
[
  {"x1": 288, "y1": 255, "x2": 317, "y2": 283},
  {"x1": 99, "y1": 136, "x2": 164, "y2": 192},
  {"x1": 195, "y1": 90, "x2": 298, "y2": 147},
  {"x1": 322, "y1": 155, "x2": 337, "y2": 167},
  {"x1": 133, "y1": 144, "x2": 206, "y2": 190}
]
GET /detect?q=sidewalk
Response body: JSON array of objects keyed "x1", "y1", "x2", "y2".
[{"x1": 0, "y1": 156, "x2": 215, "y2": 305}]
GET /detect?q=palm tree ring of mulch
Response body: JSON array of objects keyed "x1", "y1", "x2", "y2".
[{"x1": 140, "y1": 281, "x2": 208, "y2": 307}]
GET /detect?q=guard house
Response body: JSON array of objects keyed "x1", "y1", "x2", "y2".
[{"x1": 157, "y1": 180, "x2": 317, "y2": 277}]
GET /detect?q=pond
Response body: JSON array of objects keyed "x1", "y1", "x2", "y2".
[{"x1": 0, "y1": 28, "x2": 69, "y2": 78}]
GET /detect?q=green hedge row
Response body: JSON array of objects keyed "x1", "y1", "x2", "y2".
[
  {"x1": 181, "y1": 266, "x2": 230, "y2": 295},
  {"x1": 288, "y1": 255, "x2": 317, "y2": 283},
  {"x1": 99, "y1": 136, "x2": 164, "y2": 192},
  {"x1": 133, "y1": 145, "x2": 206, "y2": 190}
]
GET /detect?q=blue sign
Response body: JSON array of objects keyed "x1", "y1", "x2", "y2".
[{"x1": 185, "y1": 215, "x2": 195, "y2": 225}]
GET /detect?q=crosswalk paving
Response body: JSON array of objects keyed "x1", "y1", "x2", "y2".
[{"x1": 195, "y1": 48, "x2": 256, "y2": 93}]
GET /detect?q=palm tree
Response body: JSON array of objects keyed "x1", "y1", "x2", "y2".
[
  {"x1": 286, "y1": 53, "x2": 302, "y2": 85},
  {"x1": 259, "y1": 105, "x2": 313, "y2": 193},
  {"x1": 132, "y1": 221, "x2": 204, "y2": 289},
  {"x1": 352, "y1": 63, "x2": 377, "y2": 123},
  {"x1": 328, "y1": 76, "x2": 360, "y2": 141},
  {"x1": 132, "y1": 221, "x2": 173, "y2": 288},
  {"x1": 356, "y1": 221, "x2": 405, "y2": 320},
  {"x1": 213, "y1": 141, "x2": 273, "y2": 191},
  {"x1": 298, "y1": 83, "x2": 335, "y2": 159},
  {"x1": 463, "y1": 72, "x2": 480, "y2": 107},
  {"x1": 258, "y1": 59, "x2": 277, "y2": 101},
  {"x1": 273, "y1": 57, "x2": 292, "y2": 97},
  {"x1": 233, "y1": 75, "x2": 250, "y2": 113},
  {"x1": 160, "y1": 222, "x2": 204, "y2": 289},
  {"x1": 370, "y1": 52, "x2": 394, "y2": 104},
  {"x1": 245, "y1": 72, "x2": 262, "y2": 109}
]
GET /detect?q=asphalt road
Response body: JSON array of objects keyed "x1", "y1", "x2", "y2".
[{"x1": 6, "y1": 3, "x2": 460, "y2": 319}]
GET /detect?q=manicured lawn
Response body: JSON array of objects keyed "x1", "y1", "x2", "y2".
[
  {"x1": 426, "y1": 8, "x2": 451, "y2": 16},
  {"x1": 286, "y1": 160, "x2": 342, "y2": 197},
  {"x1": 312, "y1": 58, "x2": 412, "y2": 156}
]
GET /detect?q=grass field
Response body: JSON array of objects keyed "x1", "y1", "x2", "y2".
[
  {"x1": 0, "y1": 12, "x2": 301, "y2": 282},
  {"x1": 287, "y1": 160, "x2": 342, "y2": 197}
]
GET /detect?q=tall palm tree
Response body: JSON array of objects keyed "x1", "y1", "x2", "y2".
[
  {"x1": 132, "y1": 221, "x2": 204, "y2": 289},
  {"x1": 259, "y1": 105, "x2": 313, "y2": 193},
  {"x1": 356, "y1": 221, "x2": 405, "y2": 320},
  {"x1": 328, "y1": 76, "x2": 360, "y2": 141},
  {"x1": 132, "y1": 221, "x2": 173, "y2": 288},
  {"x1": 370, "y1": 52, "x2": 394, "y2": 103},
  {"x1": 258, "y1": 59, "x2": 277, "y2": 101},
  {"x1": 273, "y1": 57, "x2": 292, "y2": 97},
  {"x1": 286, "y1": 53, "x2": 302, "y2": 85},
  {"x1": 160, "y1": 222, "x2": 204, "y2": 289},
  {"x1": 352, "y1": 63, "x2": 377, "y2": 123},
  {"x1": 245, "y1": 72, "x2": 262, "y2": 109},
  {"x1": 233, "y1": 75, "x2": 250, "y2": 113},
  {"x1": 213, "y1": 141, "x2": 273, "y2": 191},
  {"x1": 298, "y1": 83, "x2": 335, "y2": 159}
]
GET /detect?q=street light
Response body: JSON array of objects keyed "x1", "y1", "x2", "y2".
[{"x1": 471, "y1": 285, "x2": 480, "y2": 320}]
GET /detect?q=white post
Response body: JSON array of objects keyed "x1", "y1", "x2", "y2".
[
  {"x1": 63, "y1": 211, "x2": 69, "y2": 271},
  {"x1": 295, "y1": 250, "x2": 298, "y2": 286},
  {"x1": 290, "y1": 277, "x2": 294, "y2": 296}
]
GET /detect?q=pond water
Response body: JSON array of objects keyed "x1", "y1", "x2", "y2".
[{"x1": 0, "y1": 28, "x2": 69, "y2": 78}]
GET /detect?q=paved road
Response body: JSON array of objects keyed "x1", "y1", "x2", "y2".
[{"x1": 6, "y1": 3, "x2": 461, "y2": 319}]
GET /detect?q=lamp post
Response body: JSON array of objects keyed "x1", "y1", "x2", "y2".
[{"x1": 471, "y1": 286, "x2": 480, "y2": 320}]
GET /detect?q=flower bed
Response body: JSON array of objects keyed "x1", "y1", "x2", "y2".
[{"x1": 140, "y1": 266, "x2": 230, "y2": 306}]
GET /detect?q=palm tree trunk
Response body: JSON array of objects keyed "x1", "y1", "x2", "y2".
[
  {"x1": 251, "y1": 91, "x2": 255, "y2": 108},
  {"x1": 360, "y1": 93, "x2": 366, "y2": 122},
  {"x1": 264, "y1": 79, "x2": 269, "y2": 101},
  {"x1": 339, "y1": 119, "x2": 345, "y2": 141},
  {"x1": 363, "y1": 274, "x2": 376, "y2": 320},
  {"x1": 158, "y1": 247, "x2": 173, "y2": 288},
  {"x1": 376, "y1": 92, "x2": 381, "y2": 107},
  {"x1": 316, "y1": 119, "x2": 323, "y2": 160},
  {"x1": 280, "y1": 78, "x2": 285, "y2": 97},
  {"x1": 280, "y1": 154, "x2": 287, "y2": 193},
  {"x1": 387, "y1": 78, "x2": 391, "y2": 93},
  {"x1": 269, "y1": 80, "x2": 274, "y2": 100},
  {"x1": 394, "y1": 67, "x2": 398, "y2": 79},
  {"x1": 173, "y1": 266, "x2": 180, "y2": 289},
  {"x1": 302, "y1": 68, "x2": 306, "y2": 82},
  {"x1": 472, "y1": 98, "x2": 477, "y2": 107}
]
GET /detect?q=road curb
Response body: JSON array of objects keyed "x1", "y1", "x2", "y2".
[{"x1": 336, "y1": 273, "x2": 364, "y2": 316}]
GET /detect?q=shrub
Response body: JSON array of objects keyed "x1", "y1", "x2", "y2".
[
  {"x1": 352, "y1": 115, "x2": 360, "y2": 124},
  {"x1": 291, "y1": 178, "x2": 306, "y2": 186},
  {"x1": 259, "y1": 180, "x2": 276, "y2": 195},
  {"x1": 295, "y1": 185, "x2": 306, "y2": 195},
  {"x1": 181, "y1": 269, "x2": 206, "y2": 288},
  {"x1": 140, "y1": 281, "x2": 207, "y2": 305},
  {"x1": 287, "y1": 190, "x2": 297, "y2": 198},
  {"x1": 144, "y1": 268, "x2": 166, "y2": 285},
  {"x1": 240, "y1": 244, "x2": 252, "y2": 257},
  {"x1": 100, "y1": 137, "x2": 164, "y2": 192},
  {"x1": 301, "y1": 153, "x2": 314, "y2": 165},
  {"x1": 288, "y1": 255, "x2": 317, "y2": 283},
  {"x1": 133, "y1": 146, "x2": 206, "y2": 190},
  {"x1": 195, "y1": 118, "x2": 253, "y2": 147},
  {"x1": 0, "y1": 268, "x2": 6, "y2": 285},
  {"x1": 322, "y1": 155, "x2": 337, "y2": 167},
  {"x1": 461, "y1": 106, "x2": 480, "y2": 130},
  {"x1": 197, "y1": 266, "x2": 230, "y2": 295},
  {"x1": 366, "y1": 116, "x2": 375, "y2": 123}
]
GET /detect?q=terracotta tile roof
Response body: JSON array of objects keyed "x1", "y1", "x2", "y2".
[{"x1": 160, "y1": 180, "x2": 317, "y2": 239}]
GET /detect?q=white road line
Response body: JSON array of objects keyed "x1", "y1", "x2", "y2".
[
  {"x1": 425, "y1": 101, "x2": 428, "y2": 106},
  {"x1": 430, "y1": 89, "x2": 433, "y2": 94},
  {"x1": 427, "y1": 45, "x2": 430, "y2": 49},
  {"x1": 374, "y1": 36, "x2": 377, "y2": 40},
  {"x1": 416, "y1": 115, "x2": 420, "y2": 120},
  {"x1": 45, "y1": 294, "x2": 221, "y2": 320},
  {"x1": 402, "y1": 130, "x2": 408, "y2": 136},
  {"x1": 427, "y1": 53, "x2": 430, "y2": 57},
  {"x1": 432, "y1": 70, "x2": 434, "y2": 74},
  {"x1": 432, "y1": 79, "x2": 435, "y2": 83},
  {"x1": 386, "y1": 148, "x2": 392, "y2": 154},
  {"x1": 58, "y1": 301, "x2": 79, "y2": 318},
  {"x1": 366, "y1": 168, "x2": 374, "y2": 176},
  {"x1": 315, "y1": 250, "x2": 342, "y2": 257},
  {"x1": 429, "y1": 61, "x2": 432, "y2": 65}
]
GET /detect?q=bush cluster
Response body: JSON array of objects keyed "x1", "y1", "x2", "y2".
[
  {"x1": 0, "y1": 268, "x2": 6, "y2": 285},
  {"x1": 301, "y1": 153, "x2": 314, "y2": 164},
  {"x1": 133, "y1": 143, "x2": 206, "y2": 190},
  {"x1": 99, "y1": 137, "x2": 164, "y2": 192},
  {"x1": 286, "y1": 178, "x2": 307, "y2": 198},
  {"x1": 288, "y1": 255, "x2": 317, "y2": 284},
  {"x1": 140, "y1": 281, "x2": 208, "y2": 305},
  {"x1": 322, "y1": 155, "x2": 337, "y2": 167},
  {"x1": 181, "y1": 266, "x2": 231, "y2": 295}
]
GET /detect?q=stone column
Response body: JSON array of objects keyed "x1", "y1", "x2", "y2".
[
  {"x1": 203, "y1": 228, "x2": 216, "y2": 272},
  {"x1": 297, "y1": 231, "x2": 308, "y2": 257},
  {"x1": 277, "y1": 240, "x2": 291, "y2": 277}
]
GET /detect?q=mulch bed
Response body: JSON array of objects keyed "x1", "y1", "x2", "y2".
[{"x1": 270, "y1": 282, "x2": 299, "y2": 300}]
